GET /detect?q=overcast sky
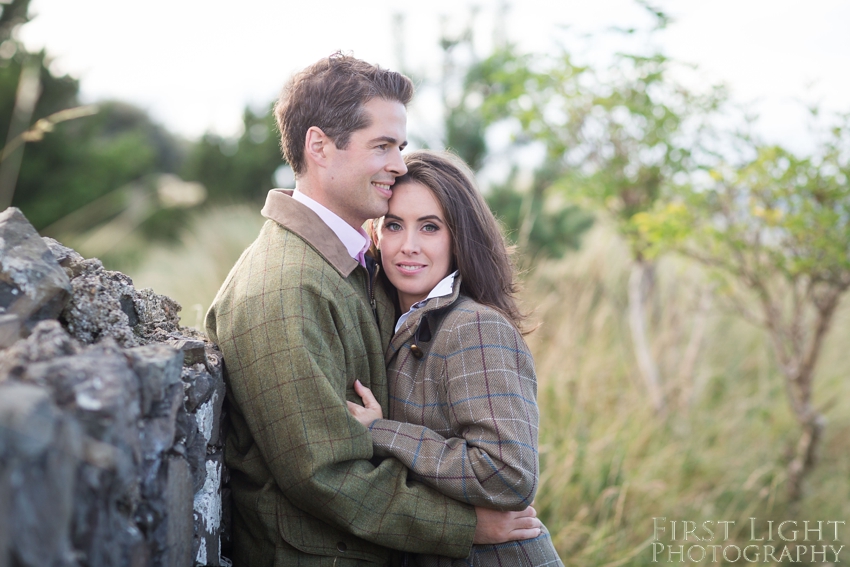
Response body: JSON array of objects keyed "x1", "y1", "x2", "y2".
[{"x1": 19, "y1": 0, "x2": 850, "y2": 153}]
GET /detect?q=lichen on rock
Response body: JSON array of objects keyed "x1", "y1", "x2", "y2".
[{"x1": 44, "y1": 242, "x2": 183, "y2": 348}]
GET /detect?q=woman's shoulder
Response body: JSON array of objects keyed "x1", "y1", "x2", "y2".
[
  {"x1": 434, "y1": 296, "x2": 533, "y2": 360},
  {"x1": 443, "y1": 295, "x2": 498, "y2": 318},
  {"x1": 440, "y1": 296, "x2": 522, "y2": 334}
]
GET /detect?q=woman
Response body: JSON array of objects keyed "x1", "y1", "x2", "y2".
[{"x1": 347, "y1": 150, "x2": 563, "y2": 566}]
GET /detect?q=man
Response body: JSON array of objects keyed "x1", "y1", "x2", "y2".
[{"x1": 206, "y1": 53, "x2": 540, "y2": 566}]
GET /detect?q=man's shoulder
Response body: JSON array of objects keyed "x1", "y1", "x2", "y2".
[
  {"x1": 261, "y1": 190, "x2": 359, "y2": 277},
  {"x1": 209, "y1": 221, "x2": 350, "y2": 313},
  {"x1": 242, "y1": 220, "x2": 339, "y2": 277}
]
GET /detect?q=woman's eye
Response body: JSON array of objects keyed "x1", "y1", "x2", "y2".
[
  {"x1": 422, "y1": 224, "x2": 438, "y2": 233},
  {"x1": 385, "y1": 222, "x2": 402, "y2": 231}
]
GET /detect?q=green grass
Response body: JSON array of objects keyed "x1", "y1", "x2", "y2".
[{"x1": 109, "y1": 207, "x2": 849, "y2": 566}]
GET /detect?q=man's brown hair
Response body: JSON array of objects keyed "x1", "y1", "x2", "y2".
[{"x1": 275, "y1": 52, "x2": 414, "y2": 176}]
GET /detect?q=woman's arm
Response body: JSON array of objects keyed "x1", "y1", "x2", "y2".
[{"x1": 355, "y1": 307, "x2": 540, "y2": 511}]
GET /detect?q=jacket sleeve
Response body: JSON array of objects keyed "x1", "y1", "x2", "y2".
[
  {"x1": 211, "y1": 259, "x2": 476, "y2": 557},
  {"x1": 369, "y1": 307, "x2": 540, "y2": 511}
]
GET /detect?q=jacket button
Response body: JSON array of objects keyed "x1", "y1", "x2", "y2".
[
  {"x1": 410, "y1": 344, "x2": 423, "y2": 359},
  {"x1": 337, "y1": 541, "x2": 347, "y2": 553}
]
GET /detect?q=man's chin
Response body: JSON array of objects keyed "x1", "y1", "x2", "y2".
[{"x1": 370, "y1": 205, "x2": 390, "y2": 220}]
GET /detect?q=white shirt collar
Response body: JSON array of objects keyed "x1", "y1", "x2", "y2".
[
  {"x1": 292, "y1": 190, "x2": 370, "y2": 264},
  {"x1": 394, "y1": 271, "x2": 458, "y2": 334}
]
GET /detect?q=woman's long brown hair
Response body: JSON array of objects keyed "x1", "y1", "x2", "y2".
[{"x1": 385, "y1": 149, "x2": 528, "y2": 333}]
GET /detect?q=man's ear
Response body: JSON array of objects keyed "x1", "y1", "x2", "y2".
[{"x1": 305, "y1": 126, "x2": 331, "y2": 167}]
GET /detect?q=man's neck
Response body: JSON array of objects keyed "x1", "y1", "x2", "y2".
[
  {"x1": 291, "y1": 190, "x2": 369, "y2": 265},
  {"x1": 295, "y1": 181, "x2": 363, "y2": 230}
]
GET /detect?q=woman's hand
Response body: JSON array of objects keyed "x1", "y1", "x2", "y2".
[
  {"x1": 346, "y1": 379, "x2": 384, "y2": 426},
  {"x1": 473, "y1": 505, "x2": 542, "y2": 544}
]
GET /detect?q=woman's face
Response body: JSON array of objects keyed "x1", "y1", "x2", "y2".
[{"x1": 377, "y1": 180, "x2": 453, "y2": 313}]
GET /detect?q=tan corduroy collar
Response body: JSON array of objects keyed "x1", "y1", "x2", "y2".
[{"x1": 260, "y1": 189, "x2": 359, "y2": 277}]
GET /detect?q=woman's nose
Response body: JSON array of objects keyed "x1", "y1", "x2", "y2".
[{"x1": 400, "y1": 233, "x2": 419, "y2": 254}]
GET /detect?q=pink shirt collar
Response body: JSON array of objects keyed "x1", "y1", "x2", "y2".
[{"x1": 292, "y1": 190, "x2": 370, "y2": 267}]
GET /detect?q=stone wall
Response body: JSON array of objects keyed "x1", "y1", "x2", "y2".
[{"x1": 0, "y1": 207, "x2": 229, "y2": 567}]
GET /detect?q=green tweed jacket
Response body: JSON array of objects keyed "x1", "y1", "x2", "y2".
[
  {"x1": 205, "y1": 190, "x2": 476, "y2": 567},
  {"x1": 369, "y1": 280, "x2": 564, "y2": 566}
]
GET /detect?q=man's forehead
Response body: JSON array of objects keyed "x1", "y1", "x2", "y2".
[{"x1": 356, "y1": 100, "x2": 408, "y2": 142}]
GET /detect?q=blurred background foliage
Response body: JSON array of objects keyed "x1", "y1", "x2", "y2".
[
  {"x1": 2, "y1": 0, "x2": 281, "y2": 265},
  {"x1": 180, "y1": 105, "x2": 282, "y2": 204},
  {"x1": 3, "y1": 0, "x2": 849, "y2": 564}
]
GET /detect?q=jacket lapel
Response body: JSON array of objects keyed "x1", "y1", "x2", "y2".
[
  {"x1": 386, "y1": 277, "x2": 463, "y2": 365},
  {"x1": 260, "y1": 189, "x2": 359, "y2": 277}
]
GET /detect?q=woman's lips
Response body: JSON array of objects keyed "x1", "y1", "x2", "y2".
[{"x1": 396, "y1": 263, "x2": 426, "y2": 273}]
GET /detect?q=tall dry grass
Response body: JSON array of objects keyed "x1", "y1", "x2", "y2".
[
  {"x1": 120, "y1": 207, "x2": 849, "y2": 565},
  {"x1": 524, "y1": 224, "x2": 850, "y2": 566},
  {"x1": 123, "y1": 204, "x2": 266, "y2": 329}
]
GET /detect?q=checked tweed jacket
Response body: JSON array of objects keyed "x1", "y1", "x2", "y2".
[
  {"x1": 205, "y1": 190, "x2": 477, "y2": 567},
  {"x1": 369, "y1": 280, "x2": 564, "y2": 567}
]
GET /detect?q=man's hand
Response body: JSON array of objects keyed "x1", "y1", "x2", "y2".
[
  {"x1": 473, "y1": 505, "x2": 542, "y2": 544},
  {"x1": 346, "y1": 379, "x2": 384, "y2": 426}
]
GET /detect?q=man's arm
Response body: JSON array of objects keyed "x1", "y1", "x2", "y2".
[{"x1": 214, "y1": 268, "x2": 477, "y2": 556}]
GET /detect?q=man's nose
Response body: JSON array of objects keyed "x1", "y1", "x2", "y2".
[{"x1": 387, "y1": 147, "x2": 407, "y2": 176}]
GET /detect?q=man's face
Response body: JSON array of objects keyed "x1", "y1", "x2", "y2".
[{"x1": 320, "y1": 98, "x2": 408, "y2": 229}]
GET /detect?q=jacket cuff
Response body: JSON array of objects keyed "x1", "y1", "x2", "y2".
[{"x1": 368, "y1": 418, "x2": 397, "y2": 458}]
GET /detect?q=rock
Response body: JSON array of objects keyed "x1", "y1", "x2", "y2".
[
  {"x1": 60, "y1": 260, "x2": 140, "y2": 347},
  {"x1": 19, "y1": 341, "x2": 143, "y2": 492},
  {"x1": 196, "y1": 373, "x2": 226, "y2": 448},
  {"x1": 0, "y1": 320, "x2": 81, "y2": 383},
  {"x1": 0, "y1": 208, "x2": 72, "y2": 346},
  {"x1": 0, "y1": 211, "x2": 229, "y2": 566},
  {"x1": 58, "y1": 257, "x2": 183, "y2": 349},
  {"x1": 0, "y1": 382, "x2": 57, "y2": 460},
  {"x1": 134, "y1": 288, "x2": 181, "y2": 340},
  {"x1": 194, "y1": 451, "x2": 225, "y2": 566},
  {"x1": 125, "y1": 343, "x2": 184, "y2": 418},
  {"x1": 135, "y1": 452, "x2": 193, "y2": 565},
  {"x1": 182, "y1": 363, "x2": 214, "y2": 413},
  {"x1": 0, "y1": 382, "x2": 81, "y2": 567},
  {"x1": 203, "y1": 342, "x2": 224, "y2": 384},
  {"x1": 0, "y1": 315, "x2": 21, "y2": 359},
  {"x1": 46, "y1": 342, "x2": 148, "y2": 567},
  {"x1": 70, "y1": 457, "x2": 146, "y2": 567},
  {"x1": 0, "y1": 464, "x2": 8, "y2": 567},
  {"x1": 168, "y1": 337, "x2": 207, "y2": 366},
  {"x1": 163, "y1": 456, "x2": 194, "y2": 567},
  {"x1": 141, "y1": 382, "x2": 184, "y2": 457},
  {"x1": 42, "y1": 237, "x2": 85, "y2": 278},
  {"x1": 184, "y1": 412, "x2": 207, "y2": 494}
]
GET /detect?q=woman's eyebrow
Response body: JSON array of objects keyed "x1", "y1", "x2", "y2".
[
  {"x1": 384, "y1": 213, "x2": 445, "y2": 223},
  {"x1": 417, "y1": 215, "x2": 445, "y2": 223}
]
